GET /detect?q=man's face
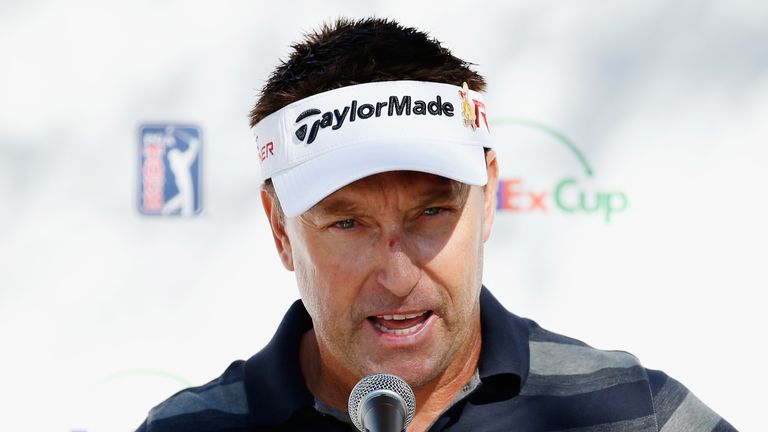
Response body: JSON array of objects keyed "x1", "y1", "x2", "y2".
[{"x1": 265, "y1": 153, "x2": 498, "y2": 389}]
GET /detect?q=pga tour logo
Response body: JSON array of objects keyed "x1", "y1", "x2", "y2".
[{"x1": 138, "y1": 124, "x2": 202, "y2": 216}]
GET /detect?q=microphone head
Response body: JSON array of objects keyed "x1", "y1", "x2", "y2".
[{"x1": 348, "y1": 373, "x2": 416, "y2": 432}]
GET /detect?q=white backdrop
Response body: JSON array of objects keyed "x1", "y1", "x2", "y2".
[{"x1": 1, "y1": 1, "x2": 766, "y2": 430}]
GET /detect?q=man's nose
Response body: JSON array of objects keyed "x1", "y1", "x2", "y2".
[{"x1": 375, "y1": 236, "x2": 420, "y2": 298}]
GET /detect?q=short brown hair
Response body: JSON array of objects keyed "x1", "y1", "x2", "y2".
[{"x1": 249, "y1": 17, "x2": 486, "y2": 127}]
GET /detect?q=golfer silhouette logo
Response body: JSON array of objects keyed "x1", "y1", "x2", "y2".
[
  {"x1": 138, "y1": 124, "x2": 202, "y2": 216},
  {"x1": 161, "y1": 127, "x2": 200, "y2": 216}
]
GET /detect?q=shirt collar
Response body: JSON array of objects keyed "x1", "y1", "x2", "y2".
[
  {"x1": 244, "y1": 300, "x2": 315, "y2": 426},
  {"x1": 475, "y1": 287, "x2": 530, "y2": 398},
  {"x1": 477, "y1": 287, "x2": 529, "y2": 380},
  {"x1": 243, "y1": 286, "x2": 530, "y2": 426}
]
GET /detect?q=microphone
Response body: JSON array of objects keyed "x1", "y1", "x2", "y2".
[{"x1": 348, "y1": 373, "x2": 416, "y2": 432}]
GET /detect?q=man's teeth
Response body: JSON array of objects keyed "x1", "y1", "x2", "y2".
[
  {"x1": 372, "y1": 321, "x2": 422, "y2": 335},
  {"x1": 376, "y1": 311, "x2": 427, "y2": 321},
  {"x1": 372, "y1": 311, "x2": 428, "y2": 335}
]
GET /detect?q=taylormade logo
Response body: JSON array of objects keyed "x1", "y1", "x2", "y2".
[{"x1": 294, "y1": 95, "x2": 455, "y2": 144}]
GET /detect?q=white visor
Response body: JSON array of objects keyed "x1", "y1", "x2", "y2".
[{"x1": 253, "y1": 80, "x2": 492, "y2": 217}]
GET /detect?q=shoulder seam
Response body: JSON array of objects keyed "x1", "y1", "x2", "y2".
[{"x1": 645, "y1": 368, "x2": 660, "y2": 432}]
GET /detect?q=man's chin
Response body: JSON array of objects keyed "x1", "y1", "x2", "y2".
[{"x1": 357, "y1": 358, "x2": 443, "y2": 390}]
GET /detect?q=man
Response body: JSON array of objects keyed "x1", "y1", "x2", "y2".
[{"x1": 138, "y1": 18, "x2": 736, "y2": 431}]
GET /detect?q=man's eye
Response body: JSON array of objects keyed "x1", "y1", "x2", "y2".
[
  {"x1": 334, "y1": 219, "x2": 356, "y2": 229},
  {"x1": 424, "y1": 207, "x2": 443, "y2": 216}
]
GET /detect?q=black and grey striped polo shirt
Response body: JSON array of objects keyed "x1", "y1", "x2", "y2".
[{"x1": 137, "y1": 288, "x2": 736, "y2": 431}]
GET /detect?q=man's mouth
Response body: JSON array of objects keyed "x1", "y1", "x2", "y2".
[{"x1": 368, "y1": 311, "x2": 432, "y2": 335}]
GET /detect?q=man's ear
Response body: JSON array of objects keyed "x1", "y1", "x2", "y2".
[
  {"x1": 260, "y1": 188, "x2": 295, "y2": 271},
  {"x1": 482, "y1": 150, "x2": 499, "y2": 242}
]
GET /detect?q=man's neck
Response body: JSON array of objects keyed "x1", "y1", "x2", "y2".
[
  {"x1": 299, "y1": 329, "x2": 357, "y2": 410},
  {"x1": 407, "y1": 333, "x2": 481, "y2": 432}
]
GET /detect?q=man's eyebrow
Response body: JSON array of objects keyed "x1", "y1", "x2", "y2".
[
  {"x1": 416, "y1": 183, "x2": 470, "y2": 208},
  {"x1": 309, "y1": 182, "x2": 470, "y2": 216},
  {"x1": 309, "y1": 198, "x2": 363, "y2": 216}
]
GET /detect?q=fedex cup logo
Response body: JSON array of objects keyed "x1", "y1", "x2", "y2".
[{"x1": 493, "y1": 118, "x2": 628, "y2": 223}]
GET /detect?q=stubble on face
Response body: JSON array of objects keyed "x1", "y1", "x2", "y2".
[{"x1": 288, "y1": 171, "x2": 487, "y2": 399}]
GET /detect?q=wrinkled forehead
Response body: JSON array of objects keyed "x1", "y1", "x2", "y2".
[{"x1": 306, "y1": 171, "x2": 471, "y2": 216}]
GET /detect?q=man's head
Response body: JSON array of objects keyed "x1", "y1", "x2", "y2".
[
  {"x1": 249, "y1": 17, "x2": 486, "y2": 128},
  {"x1": 251, "y1": 18, "x2": 498, "y2": 392}
]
